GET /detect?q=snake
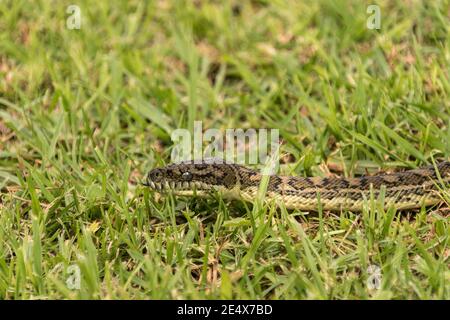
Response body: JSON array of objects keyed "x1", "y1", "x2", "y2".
[{"x1": 145, "y1": 160, "x2": 450, "y2": 212}]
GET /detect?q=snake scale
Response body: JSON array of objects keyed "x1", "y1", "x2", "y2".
[{"x1": 145, "y1": 160, "x2": 450, "y2": 211}]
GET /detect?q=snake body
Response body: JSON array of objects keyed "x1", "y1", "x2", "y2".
[{"x1": 146, "y1": 160, "x2": 450, "y2": 211}]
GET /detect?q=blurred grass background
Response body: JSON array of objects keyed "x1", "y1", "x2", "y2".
[{"x1": 0, "y1": 0, "x2": 449, "y2": 299}]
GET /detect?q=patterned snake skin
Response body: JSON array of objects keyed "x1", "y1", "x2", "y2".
[{"x1": 145, "y1": 160, "x2": 450, "y2": 211}]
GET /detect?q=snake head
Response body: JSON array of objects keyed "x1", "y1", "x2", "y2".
[{"x1": 145, "y1": 160, "x2": 243, "y2": 195}]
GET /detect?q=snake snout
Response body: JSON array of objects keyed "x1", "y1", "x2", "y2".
[
  {"x1": 146, "y1": 168, "x2": 166, "y2": 190},
  {"x1": 146, "y1": 167, "x2": 192, "y2": 192}
]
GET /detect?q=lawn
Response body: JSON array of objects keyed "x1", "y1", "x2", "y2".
[{"x1": 0, "y1": 0, "x2": 449, "y2": 299}]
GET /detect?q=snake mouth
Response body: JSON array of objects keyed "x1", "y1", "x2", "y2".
[{"x1": 146, "y1": 180, "x2": 212, "y2": 192}]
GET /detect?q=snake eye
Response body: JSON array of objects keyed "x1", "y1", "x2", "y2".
[{"x1": 182, "y1": 171, "x2": 193, "y2": 181}]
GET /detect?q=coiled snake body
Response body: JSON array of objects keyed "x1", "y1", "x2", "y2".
[{"x1": 146, "y1": 160, "x2": 450, "y2": 211}]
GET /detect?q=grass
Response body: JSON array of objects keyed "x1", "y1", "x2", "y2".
[{"x1": 0, "y1": 0, "x2": 449, "y2": 299}]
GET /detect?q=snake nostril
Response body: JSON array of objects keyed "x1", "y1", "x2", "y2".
[{"x1": 149, "y1": 169, "x2": 163, "y2": 182}]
